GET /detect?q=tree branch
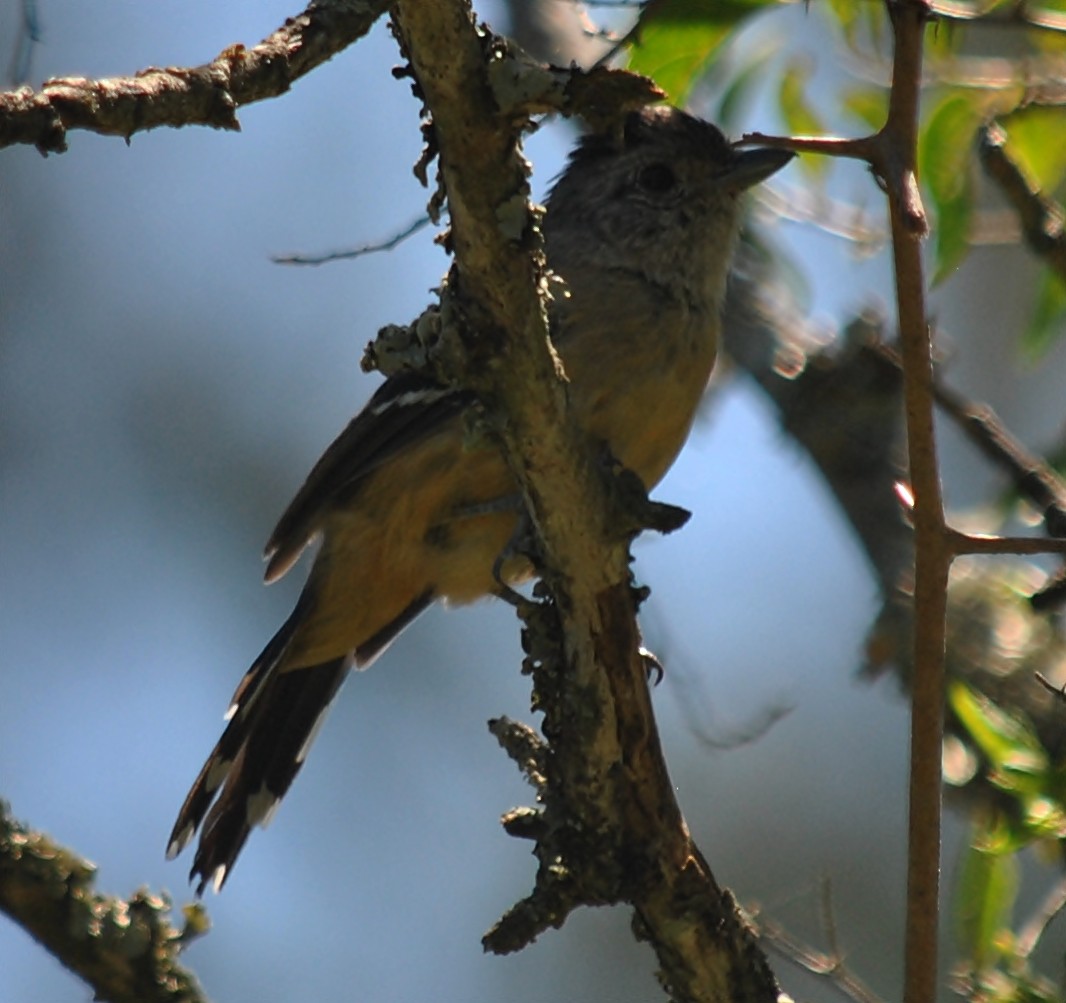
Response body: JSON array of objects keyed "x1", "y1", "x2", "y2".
[
  {"x1": 0, "y1": 800, "x2": 209, "y2": 1003},
  {"x1": 978, "y1": 123, "x2": 1066, "y2": 286},
  {"x1": 0, "y1": 0, "x2": 391, "y2": 155},
  {"x1": 385, "y1": 3, "x2": 781, "y2": 1000}
]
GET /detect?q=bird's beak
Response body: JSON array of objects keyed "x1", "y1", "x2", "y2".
[{"x1": 723, "y1": 147, "x2": 795, "y2": 192}]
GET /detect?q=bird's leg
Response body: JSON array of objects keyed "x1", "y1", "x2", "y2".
[{"x1": 491, "y1": 503, "x2": 538, "y2": 608}]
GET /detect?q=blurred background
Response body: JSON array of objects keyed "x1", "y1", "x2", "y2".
[{"x1": 2, "y1": 2, "x2": 1065, "y2": 1001}]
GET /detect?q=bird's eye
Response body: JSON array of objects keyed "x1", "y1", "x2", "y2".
[{"x1": 636, "y1": 163, "x2": 677, "y2": 193}]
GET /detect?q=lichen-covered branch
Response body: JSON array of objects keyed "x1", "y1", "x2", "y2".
[
  {"x1": 0, "y1": 800, "x2": 209, "y2": 1003},
  {"x1": 0, "y1": 0, "x2": 391, "y2": 155},
  {"x1": 386, "y1": 3, "x2": 781, "y2": 1001}
]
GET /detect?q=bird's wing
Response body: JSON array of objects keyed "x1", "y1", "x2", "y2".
[{"x1": 264, "y1": 371, "x2": 474, "y2": 581}]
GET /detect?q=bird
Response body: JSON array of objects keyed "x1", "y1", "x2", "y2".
[{"x1": 167, "y1": 105, "x2": 793, "y2": 894}]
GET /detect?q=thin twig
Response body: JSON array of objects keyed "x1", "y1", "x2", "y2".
[
  {"x1": 1016, "y1": 872, "x2": 1066, "y2": 958},
  {"x1": 979, "y1": 123, "x2": 1066, "y2": 286},
  {"x1": 948, "y1": 531, "x2": 1066, "y2": 556},
  {"x1": 272, "y1": 215, "x2": 432, "y2": 266},
  {"x1": 1034, "y1": 671, "x2": 1066, "y2": 701},
  {"x1": 756, "y1": 913, "x2": 886, "y2": 1003},
  {"x1": 819, "y1": 876, "x2": 842, "y2": 965},
  {"x1": 757, "y1": 184, "x2": 888, "y2": 251},
  {"x1": 925, "y1": 350, "x2": 1066, "y2": 531},
  {"x1": 931, "y1": 0, "x2": 1066, "y2": 33},
  {"x1": 739, "y1": 131, "x2": 876, "y2": 161},
  {"x1": 836, "y1": 25, "x2": 1066, "y2": 96}
]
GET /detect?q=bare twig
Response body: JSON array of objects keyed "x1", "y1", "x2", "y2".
[
  {"x1": 935, "y1": 377, "x2": 1066, "y2": 531},
  {"x1": 837, "y1": 31, "x2": 1066, "y2": 102},
  {"x1": 272, "y1": 215, "x2": 433, "y2": 266},
  {"x1": 739, "y1": 131, "x2": 876, "y2": 162},
  {"x1": 931, "y1": 0, "x2": 1066, "y2": 34},
  {"x1": 948, "y1": 531, "x2": 1066, "y2": 556},
  {"x1": 979, "y1": 123, "x2": 1066, "y2": 286},
  {"x1": 757, "y1": 914, "x2": 885, "y2": 1003},
  {"x1": 1016, "y1": 872, "x2": 1066, "y2": 958},
  {"x1": 759, "y1": 186, "x2": 1022, "y2": 250},
  {"x1": 756, "y1": 184, "x2": 888, "y2": 253},
  {"x1": 878, "y1": 341, "x2": 1066, "y2": 537},
  {"x1": 1034, "y1": 672, "x2": 1066, "y2": 701}
]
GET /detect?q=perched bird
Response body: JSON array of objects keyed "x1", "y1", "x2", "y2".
[{"x1": 167, "y1": 105, "x2": 793, "y2": 893}]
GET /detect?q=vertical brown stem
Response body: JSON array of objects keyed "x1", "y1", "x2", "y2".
[{"x1": 881, "y1": 3, "x2": 948, "y2": 1002}]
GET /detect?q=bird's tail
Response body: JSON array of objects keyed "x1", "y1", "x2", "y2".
[
  {"x1": 166, "y1": 612, "x2": 350, "y2": 894},
  {"x1": 167, "y1": 587, "x2": 434, "y2": 894}
]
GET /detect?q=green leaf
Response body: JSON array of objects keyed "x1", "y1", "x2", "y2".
[
  {"x1": 1019, "y1": 797, "x2": 1066, "y2": 841},
  {"x1": 948, "y1": 681, "x2": 1046, "y2": 776},
  {"x1": 840, "y1": 85, "x2": 887, "y2": 131},
  {"x1": 777, "y1": 58, "x2": 823, "y2": 136},
  {"x1": 954, "y1": 832, "x2": 1019, "y2": 967},
  {"x1": 1002, "y1": 106, "x2": 1066, "y2": 197},
  {"x1": 821, "y1": 0, "x2": 886, "y2": 52},
  {"x1": 1021, "y1": 268, "x2": 1066, "y2": 361},
  {"x1": 919, "y1": 92, "x2": 982, "y2": 283},
  {"x1": 777, "y1": 59, "x2": 827, "y2": 178},
  {"x1": 715, "y1": 44, "x2": 770, "y2": 130},
  {"x1": 931, "y1": 188, "x2": 972, "y2": 286},
  {"x1": 949, "y1": 687, "x2": 1066, "y2": 849},
  {"x1": 627, "y1": 0, "x2": 771, "y2": 104},
  {"x1": 926, "y1": 11, "x2": 964, "y2": 58}
]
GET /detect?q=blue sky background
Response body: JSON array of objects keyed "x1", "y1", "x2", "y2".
[{"x1": 3, "y1": 4, "x2": 1066, "y2": 1002}]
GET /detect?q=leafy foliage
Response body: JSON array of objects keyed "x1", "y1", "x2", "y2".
[
  {"x1": 948, "y1": 682, "x2": 1066, "y2": 1000},
  {"x1": 617, "y1": 2, "x2": 1066, "y2": 999},
  {"x1": 626, "y1": 0, "x2": 1066, "y2": 352},
  {"x1": 626, "y1": 0, "x2": 776, "y2": 104}
]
